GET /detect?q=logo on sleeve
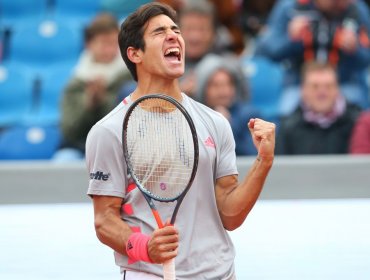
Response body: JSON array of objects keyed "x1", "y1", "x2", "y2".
[{"x1": 90, "y1": 171, "x2": 110, "y2": 181}]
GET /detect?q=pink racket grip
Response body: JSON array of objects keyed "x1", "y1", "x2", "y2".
[{"x1": 163, "y1": 258, "x2": 176, "y2": 280}]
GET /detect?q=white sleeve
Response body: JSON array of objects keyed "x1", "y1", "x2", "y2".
[
  {"x1": 215, "y1": 117, "x2": 238, "y2": 179},
  {"x1": 86, "y1": 124, "x2": 127, "y2": 198}
]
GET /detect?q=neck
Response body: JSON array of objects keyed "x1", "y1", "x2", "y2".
[{"x1": 132, "y1": 76, "x2": 183, "y2": 101}]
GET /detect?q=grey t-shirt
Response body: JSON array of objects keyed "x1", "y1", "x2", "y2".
[{"x1": 86, "y1": 93, "x2": 239, "y2": 280}]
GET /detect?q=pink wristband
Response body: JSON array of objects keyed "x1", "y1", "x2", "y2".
[{"x1": 126, "y1": 232, "x2": 153, "y2": 263}]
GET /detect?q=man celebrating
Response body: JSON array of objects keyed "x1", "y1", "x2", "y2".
[{"x1": 86, "y1": 3, "x2": 275, "y2": 279}]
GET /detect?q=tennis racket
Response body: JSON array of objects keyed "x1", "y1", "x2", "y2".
[{"x1": 122, "y1": 94, "x2": 199, "y2": 280}]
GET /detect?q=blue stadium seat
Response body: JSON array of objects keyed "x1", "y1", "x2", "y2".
[
  {"x1": 9, "y1": 20, "x2": 82, "y2": 71},
  {"x1": 0, "y1": 64, "x2": 34, "y2": 127},
  {"x1": 0, "y1": 28, "x2": 4, "y2": 61},
  {"x1": 101, "y1": 0, "x2": 151, "y2": 20},
  {"x1": 0, "y1": 0, "x2": 48, "y2": 29},
  {"x1": 23, "y1": 63, "x2": 74, "y2": 126},
  {"x1": 0, "y1": 125, "x2": 61, "y2": 160},
  {"x1": 53, "y1": 0, "x2": 101, "y2": 27},
  {"x1": 242, "y1": 56, "x2": 283, "y2": 122}
]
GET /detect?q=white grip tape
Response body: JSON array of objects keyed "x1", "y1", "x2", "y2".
[{"x1": 163, "y1": 258, "x2": 175, "y2": 280}]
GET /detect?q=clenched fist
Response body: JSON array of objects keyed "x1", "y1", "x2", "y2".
[
  {"x1": 248, "y1": 118, "x2": 275, "y2": 161},
  {"x1": 148, "y1": 225, "x2": 179, "y2": 264}
]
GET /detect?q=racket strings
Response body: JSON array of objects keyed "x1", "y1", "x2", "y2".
[{"x1": 125, "y1": 98, "x2": 195, "y2": 200}]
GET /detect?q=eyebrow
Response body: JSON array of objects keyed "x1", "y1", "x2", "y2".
[{"x1": 150, "y1": 24, "x2": 180, "y2": 34}]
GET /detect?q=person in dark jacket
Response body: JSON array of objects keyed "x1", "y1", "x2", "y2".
[
  {"x1": 255, "y1": 0, "x2": 370, "y2": 115},
  {"x1": 277, "y1": 61, "x2": 361, "y2": 155}
]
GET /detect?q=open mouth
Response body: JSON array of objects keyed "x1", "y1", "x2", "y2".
[{"x1": 164, "y1": 47, "x2": 181, "y2": 62}]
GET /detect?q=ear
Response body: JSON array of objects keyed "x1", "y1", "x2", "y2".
[{"x1": 127, "y1": 47, "x2": 142, "y2": 64}]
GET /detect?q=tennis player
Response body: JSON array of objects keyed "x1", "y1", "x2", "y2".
[{"x1": 86, "y1": 3, "x2": 275, "y2": 280}]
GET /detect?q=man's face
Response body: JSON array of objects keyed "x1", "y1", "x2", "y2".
[
  {"x1": 137, "y1": 14, "x2": 185, "y2": 80},
  {"x1": 205, "y1": 69, "x2": 236, "y2": 108},
  {"x1": 302, "y1": 69, "x2": 339, "y2": 114},
  {"x1": 180, "y1": 13, "x2": 214, "y2": 60},
  {"x1": 87, "y1": 30, "x2": 119, "y2": 63}
]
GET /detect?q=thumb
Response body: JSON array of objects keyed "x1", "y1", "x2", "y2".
[{"x1": 248, "y1": 118, "x2": 255, "y2": 134}]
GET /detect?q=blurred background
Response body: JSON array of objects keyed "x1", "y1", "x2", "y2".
[{"x1": 0, "y1": 0, "x2": 370, "y2": 279}]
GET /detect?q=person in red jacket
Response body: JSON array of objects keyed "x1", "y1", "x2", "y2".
[{"x1": 350, "y1": 111, "x2": 370, "y2": 154}]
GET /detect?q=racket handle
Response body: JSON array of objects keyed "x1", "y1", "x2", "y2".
[{"x1": 163, "y1": 258, "x2": 175, "y2": 280}]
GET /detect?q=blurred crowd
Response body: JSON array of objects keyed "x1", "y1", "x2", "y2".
[{"x1": 0, "y1": 0, "x2": 370, "y2": 160}]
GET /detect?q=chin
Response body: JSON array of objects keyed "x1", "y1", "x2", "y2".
[{"x1": 169, "y1": 70, "x2": 185, "y2": 79}]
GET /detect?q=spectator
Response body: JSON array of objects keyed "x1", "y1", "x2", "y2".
[
  {"x1": 241, "y1": 0, "x2": 277, "y2": 37},
  {"x1": 159, "y1": 0, "x2": 244, "y2": 53},
  {"x1": 207, "y1": 0, "x2": 246, "y2": 54},
  {"x1": 194, "y1": 54, "x2": 259, "y2": 155},
  {"x1": 53, "y1": 13, "x2": 132, "y2": 161},
  {"x1": 178, "y1": 0, "x2": 234, "y2": 96},
  {"x1": 276, "y1": 61, "x2": 361, "y2": 155},
  {"x1": 256, "y1": 0, "x2": 370, "y2": 115},
  {"x1": 350, "y1": 111, "x2": 370, "y2": 153}
]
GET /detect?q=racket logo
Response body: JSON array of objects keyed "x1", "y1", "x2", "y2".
[{"x1": 160, "y1": 182, "x2": 167, "y2": 191}]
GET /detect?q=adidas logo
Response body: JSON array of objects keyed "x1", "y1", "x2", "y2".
[
  {"x1": 90, "y1": 171, "x2": 110, "y2": 181},
  {"x1": 127, "y1": 240, "x2": 133, "y2": 250},
  {"x1": 205, "y1": 136, "x2": 215, "y2": 148}
]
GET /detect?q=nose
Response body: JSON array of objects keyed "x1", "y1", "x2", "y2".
[{"x1": 166, "y1": 29, "x2": 179, "y2": 41}]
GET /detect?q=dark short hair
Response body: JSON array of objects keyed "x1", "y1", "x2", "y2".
[
  {"x1": 118, "y1": 2, "x2": 177, "y2": 81},
  {"x1": 84, "y1": 13, "x2": 119, "y2": 43}
]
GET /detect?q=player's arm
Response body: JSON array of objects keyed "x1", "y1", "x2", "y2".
[
  {"x1": 92, "y1": 195, "x2": 132, "y2": 255},
  {"x1": 215, "y1": 118, "x2": 275, "y2": 231},
  {"x1": 92, "y1": 195, "x2": 179, "y2": 263}
]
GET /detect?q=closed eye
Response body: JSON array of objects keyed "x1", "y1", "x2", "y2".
[{"x1": 151, "y1": 25, "x2": 181, "y2": 35}]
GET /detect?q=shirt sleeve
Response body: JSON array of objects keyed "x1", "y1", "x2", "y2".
[
  {"x1": 215, "y1": 116, "x2": 238, "y2": 179},
  {"x1": 86, "y1": 124, "x2": 127, "y2": 198}
]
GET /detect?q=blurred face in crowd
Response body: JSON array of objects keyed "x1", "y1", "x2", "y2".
[
  {"x1": 180, "y1": 12, "x2": 215, "y2": 60},
  {"x1": 315, "y1": 0, "x2": 353, "y2": 15},
  {"x1": 302, "y1": 68, "x2": 339, "y2": 114},
  {"x1": 87, "y1": 30, "x2": 119, "y2": 63},
  {"x1": 205, "y1": 69, "x2": 236, "y2": 108}
]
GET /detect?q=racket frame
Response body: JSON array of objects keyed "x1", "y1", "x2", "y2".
[{"x1": 122, "y1": 94, "x2": 199, "y2": 225}]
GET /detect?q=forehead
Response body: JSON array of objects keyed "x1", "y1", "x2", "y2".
[
  {"x1": 304, "y1": 70, "x2": 337, "y2": 85},
  {"x1": 144, "y1": 14, "x2": 178, "y2": 33}
]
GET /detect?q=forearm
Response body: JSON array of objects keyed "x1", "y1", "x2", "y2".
[
  {"x1": 217, "y1": 156, "x2": 273, "y2": 231},
  {"x1": 93, "y1": 197, "x2": 132, "y2": 255}
]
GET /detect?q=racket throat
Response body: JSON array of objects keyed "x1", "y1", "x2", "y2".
[{"x1": 151, "y1": 209, "x2": 164, "y2": 228}]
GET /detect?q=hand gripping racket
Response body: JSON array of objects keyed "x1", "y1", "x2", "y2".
[{"x1": 122, "y1": 94, "x2": 199, "y2": 280}]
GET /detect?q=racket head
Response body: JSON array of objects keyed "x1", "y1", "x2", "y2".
[{"x1": 122, "y1": 94, "x2": 199, "y2": 203}]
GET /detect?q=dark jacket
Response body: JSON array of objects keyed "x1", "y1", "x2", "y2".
[
  {"x1": 276, "y1": 103, "x2": 361, "y2": 154},
  {"x1": 255, "y1": 0, "x2": 370, "y2": 87}
]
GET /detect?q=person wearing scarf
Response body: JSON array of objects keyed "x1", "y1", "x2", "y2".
[
  {"x1": 54, "y1": 13, "x2": 132, "y2": 161},
  {"x1": 276, "y1": 61, "x2": 361, "y2": 154}
]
